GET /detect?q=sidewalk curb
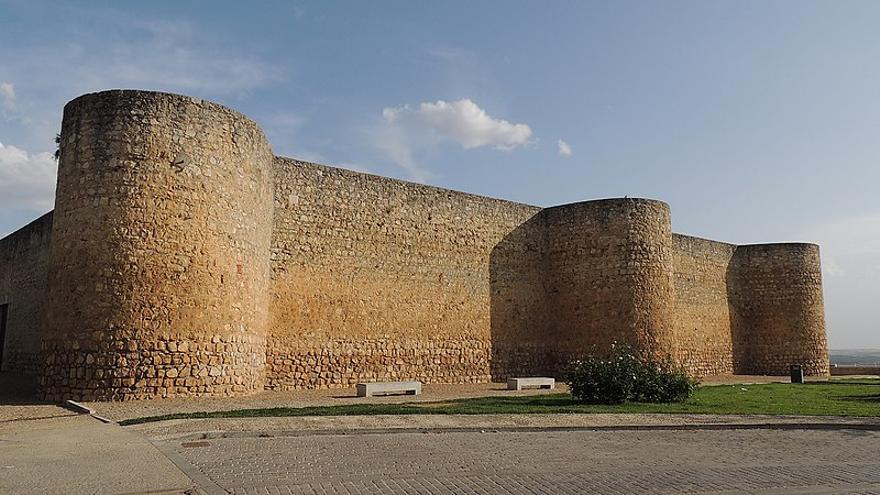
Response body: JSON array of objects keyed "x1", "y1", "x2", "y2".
[
  {"x1": 62, "y1": 400, "x2": 116, "y2": 424},
  {"x1": 160, "y1": 421, "x2": 880, "y2": 442},
  {"x1": 152, "y1": 441, "x2": 226, "y2": 495}
]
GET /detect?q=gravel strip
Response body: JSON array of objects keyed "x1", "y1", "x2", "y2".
[{"x1": 131, "y1": 412, "x2": 880, "y2": 441}]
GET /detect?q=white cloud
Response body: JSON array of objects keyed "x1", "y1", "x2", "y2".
[
  {"x1": 383, "y1": 99, "x2": 532, "y2": 150},
  {"x1": 375, "y1": 98, "x2": 532, "y2": 181},
  {"x1": 0, "y1": 142, "x2": 56, "y2": 212},
  {"x1": 557, "y1": 139, "x2": 572, "y2": 156}
]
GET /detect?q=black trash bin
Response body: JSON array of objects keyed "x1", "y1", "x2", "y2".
[{"x1": 790, "y1": 364, "x2": 804, "y2": 384}]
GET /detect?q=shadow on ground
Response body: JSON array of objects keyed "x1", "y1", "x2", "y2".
[
  {"x1": 806, "y1": 381, "x2": 880, "y2": 387},
  {"x1": 429, "y1": 395, "x2": 574, "y2": 408},
  {"x1": 0, "y1": 372, "x2": 50, "y2": 406},
  {"x1": 842, "y1": 394, "x2": 880, "y2": 403}
]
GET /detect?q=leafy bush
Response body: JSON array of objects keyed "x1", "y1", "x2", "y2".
[{"x1": 565, "y1": 343, "x2": 697, "y2": 404}]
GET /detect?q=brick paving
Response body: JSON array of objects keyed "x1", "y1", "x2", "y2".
[{"x1": 166, "y1": 428, "x2": 880, "y2": 494}]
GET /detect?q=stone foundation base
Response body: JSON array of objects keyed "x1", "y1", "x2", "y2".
[
  {"x1": 37, "y1": 334, "x2": 830, "y2": 401},
  {"x1": 264, "y1": 338, "x2": 572, "y2": 390},
  {"x1": 39, "y1": 334, "x2": 266, "y2": 401},
  {"x1": 735, "y1": 356, "x2": 830, "y2": 376}
]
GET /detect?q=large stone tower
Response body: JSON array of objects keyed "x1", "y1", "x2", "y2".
[
  {"x1": 730, "y1": 243, "x2": 829, "y2": 375},
  {"x1": 41, "y1": 90, "x2": 275, "y2": 401},
  {"x1": 543, "y1": 199, "x2": 677, "y2": 361}
]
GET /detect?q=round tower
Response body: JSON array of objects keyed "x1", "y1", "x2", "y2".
[
  {"x1": 543, "y1": 198, "x2": 677, "y2": 362},
  {"x1": 730, "y1": 243, "x2": 829, "y2": 375},
  {"x1": 41, "y1": 90, "x2": 275, "y2": 401}
]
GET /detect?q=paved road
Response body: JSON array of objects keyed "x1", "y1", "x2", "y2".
[
  {"x1": 0, "y1": 372, "x2": 194, "y2": 494},
  {"x1": 0, "y1": 415, "x2": 192, "y2": 494},
  {"x1": 164, "y1": 427, "x2": 880, "y2": 494}
]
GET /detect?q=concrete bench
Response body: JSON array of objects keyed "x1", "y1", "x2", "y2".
[
  {"x1": 507, "y1": 377, "x2": 555, "y2": 391},
  {"x1": 356, "y1": 380, "x2": 422, "y2": 397}
]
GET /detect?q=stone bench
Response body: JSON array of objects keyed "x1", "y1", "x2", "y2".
[
  {"x1": 356, "y1": 380, "x2": 422, "y2": 397},
  {"x1": 507, "y1": 377, "x2": 555, "y2": 391}
]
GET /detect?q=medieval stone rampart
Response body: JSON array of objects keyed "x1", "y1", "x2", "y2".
[
  {"x1": 41, "y1": 90, "x2": 274, "y2": 401},
  {"x1": 0, "y1": 90, "x2": 830, "y2": 401},
  {"x1": 671, "y1": 234, "x2": 737, "y2": 376},
  {"x1": 267, "y1": 158, "x2": 543, "y2": 389},
  {"x1": 0, "y1": 212, "x2": 52, "y2": 374}
]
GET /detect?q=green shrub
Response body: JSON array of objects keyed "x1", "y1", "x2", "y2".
[{"x1": 565, "y1": 343, "x2": 697, "y2": 404}]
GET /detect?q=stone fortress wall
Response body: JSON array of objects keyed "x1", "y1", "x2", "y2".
[
  {"x1": 0, "y1": 212, "x2": 53, "y2": 374},
  {"x1": 0, "y1": 90, "x2": 829, "y2": 401},
  {"x1": 268, "y1": 158, "x2": 544, "y2": 389},
  {"x1": 671, "y1": 234, "x2": 738, "y2": 376}
]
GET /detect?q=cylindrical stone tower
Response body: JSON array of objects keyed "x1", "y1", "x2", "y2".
[
  {"x1": 543, "y1": 198, "x2": 677, "y2": 364},
  {"x1": 41, "y1": 90, "x2": 275, "y2": 401},
  {"x1": 730, "y1": 243, "x2": 829, "y2": 376}
]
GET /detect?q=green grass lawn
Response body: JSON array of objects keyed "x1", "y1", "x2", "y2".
[{"x1": 119, "y1": 380, "x2": 880, "y2": 426}]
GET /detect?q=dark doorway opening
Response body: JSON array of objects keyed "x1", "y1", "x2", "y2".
[{"x1": 0, "y1": 304, "x2": 8, "y2": 368}]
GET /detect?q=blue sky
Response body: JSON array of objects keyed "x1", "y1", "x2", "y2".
[{"x1": 1, "y1": 0, "x2": 878, "y2": 348}]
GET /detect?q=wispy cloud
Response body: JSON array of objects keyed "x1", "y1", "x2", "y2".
[
  {"x1": 373, "y1": 124, "x2": 431, "y2": 182},
  {"x1": 0, "y1": 82, "x2": 15, "y2": 112},
  {"x1": 63, "y1": 19, "x2": 283, "y2": 96},
  {"x1": 0, "y1": 15, "x2": 285, "y2": 154},
  {"x1": 2, "y1": 14, "x2": 286, "y2": 228},
  {"x1": 0, "y1": 141, "x2": 56, "y2": 213},
  {"x1": 261, "y1": 112, "x2": 313, "y2": 158},
  {"x1": 797, "y1": 214, "x2": 880, "y2": 347},
  {"x1": 557, "y1": 138, "x2": 572, "y2": 157},
  {"x1": 800, "y1": 214, "x2": 880, "y2": 279}
]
